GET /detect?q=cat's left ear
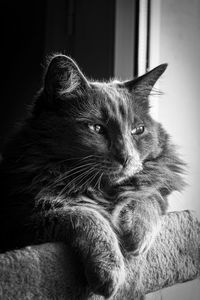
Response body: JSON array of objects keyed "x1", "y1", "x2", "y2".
[
  {"x1": 44, "y1": 54, "x2": 89, "y2": 99},
  {"x1": 123, "y1": 63, "x2": 168, "y2": 98}
]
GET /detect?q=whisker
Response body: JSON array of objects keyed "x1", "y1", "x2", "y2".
[
  {"x1": 58, "y1": 155, "x2": 97, "y2": 164},
  {"x1": 58, "y1": 164, "x2": 99, "y2": 196},
  {"x1": 88, "y1": 170, "x2": 102, "y2": 189},
  {"x1": 64, "y1": 167, "x2": 97, "y2": 193},
  {"x1": 93, "y1": 171, "x2": 102, "y2": 190},
  {"x1": 59, "y1": 162, "x2": 100, "y2": 182},
  {"x1": 62, "y1": 162, "x2": 97, "y2": 176},
  {"x1": 55, "y1": 167, "x2": 93, "y2": 199},
  {"x1": 68, "y1": 166, "x2": 97, "y2": 190},
  {"x1": 101, "y1": 165, "x2": 119, "y2": 173},
  {"x1": 47, "y1": 162, "x2": 98, "y2": 188},
  {"x1": 97, "y1": 173, "x2": 104, "y2": 191},
  {"x1": 78, "y1": 169, "x2": 99, "y2": 191}
]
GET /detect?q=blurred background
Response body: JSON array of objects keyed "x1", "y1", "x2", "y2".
[{"x1": 1, "y1": 0, "x2": 200, "y2": 299}]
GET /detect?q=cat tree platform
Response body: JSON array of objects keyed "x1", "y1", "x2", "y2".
[{"x1": 0, "y1": 210, "x2": 199, "y2": 299}]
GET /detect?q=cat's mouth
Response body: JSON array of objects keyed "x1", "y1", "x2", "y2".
[{"x1": 109, "y1": 160, "x2": 143, "y2": 184}]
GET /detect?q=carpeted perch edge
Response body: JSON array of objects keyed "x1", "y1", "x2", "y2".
[{"x1": 0, "y1": 210, "x2": 199, "y2": 300}]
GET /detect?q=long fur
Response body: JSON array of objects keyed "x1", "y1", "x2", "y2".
[{"x1": 0, "y1": 55, "x2": 185, "y2": 298}]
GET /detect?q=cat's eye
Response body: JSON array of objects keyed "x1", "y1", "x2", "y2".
[
  {"x1": 131, "y1": 125, "x2": 145, "y2": 135},
  {"x1": 88, "y1": 123, "x2": 105, "y2": 134}
]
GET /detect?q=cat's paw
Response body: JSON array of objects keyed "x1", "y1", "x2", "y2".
[
  {"x1": 70, "y1": 206, "x2": 125, "y2": 298},
  {"x1": 83, "y1": 230, "x2": 125, "y2": 298},
  {"x1": 85, "y1": 254, "x2": 125, "y2": 298},
  {"x1": 121, "y1": 218, "x2": 161, "y2": 256}
]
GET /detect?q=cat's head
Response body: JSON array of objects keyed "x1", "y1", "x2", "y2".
[{"x1": 32, "y1": 55, "x2": 167, "y2": 187}]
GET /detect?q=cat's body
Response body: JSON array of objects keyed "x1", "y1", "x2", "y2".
[{"x1": 0, "y1": 55, "x2": 185, "y2": 298}]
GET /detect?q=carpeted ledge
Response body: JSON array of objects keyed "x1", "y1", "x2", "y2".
[{"x1": 0, "y1": 210, "x2": 199, "y2": 299}]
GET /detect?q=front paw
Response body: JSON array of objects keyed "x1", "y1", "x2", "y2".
[
  {"x1": 72, "y1": 208, "x2": 125, "y2": 298},
  {"x1": 85, "y1": 252, "x2": 125, "y2": 298},
  {"x1": 84, "y1": 224, "x2": 125, "y2": 298},
  {"x1": 120, "y1": 217, "x2": 161, "y2": 256}
]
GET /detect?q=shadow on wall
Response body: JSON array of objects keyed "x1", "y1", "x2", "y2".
[{"x1": 0, "y1": 0, "x2": 115, "y2": 151}]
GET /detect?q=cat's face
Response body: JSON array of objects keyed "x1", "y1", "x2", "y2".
[{"x1": 33, "y1": 55, "x2": 167, "y2": 186}]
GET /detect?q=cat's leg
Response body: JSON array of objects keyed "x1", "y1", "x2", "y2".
[
  {"x1": 115, "y1": 193, "x2": 162, "y2": 256},
  {"x1": 29, "y1": 206, "x2": 125, "y2": 298}
]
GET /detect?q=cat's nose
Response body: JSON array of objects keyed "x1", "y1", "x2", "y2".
[
  {"x1": 113, "y1": 150, "x2": 129, "y2": 167},
  {"x1": 123, "y1": 156, "x2": 130, "y2": 167},
  {"x1": 110, "y1": 139, "x2": 129, "y2": 166}
]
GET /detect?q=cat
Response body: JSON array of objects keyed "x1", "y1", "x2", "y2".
[{"x1": 0, "y1": 54, "x2": 185, "y2": 298}]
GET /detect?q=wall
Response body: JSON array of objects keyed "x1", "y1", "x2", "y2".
[
  {"x1": 0, "y1": 0, "x2": 115, "y2": 150},
  {"x1": 0, "y1": 1, "x2": 46, "y2": 150},
  {"x1": 159, "y1": 0, "x2": 200, "y2": 217},
  {"x1": 148, "y1": 0, "x2": 200, "y2": 299}
]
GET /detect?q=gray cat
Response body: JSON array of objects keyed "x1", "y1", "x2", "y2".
[{"x1": 0, "y1": 55, "x2": 185, "y2": 298}]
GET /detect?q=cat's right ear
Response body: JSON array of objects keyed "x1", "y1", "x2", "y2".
[{"x1": 44, "y1": 55, "x2": 89, "y2": 99}]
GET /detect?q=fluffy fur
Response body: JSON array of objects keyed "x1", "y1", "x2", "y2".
[{"x1": 0, "y1": 55, "x2": 185, "y2": 298}]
